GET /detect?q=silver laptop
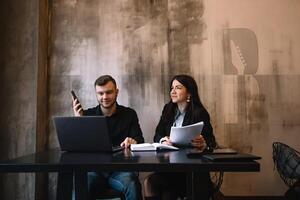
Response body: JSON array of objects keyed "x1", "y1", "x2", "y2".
[{"x1": 53, "y1": 116, "x2": 123, "y2": 152}]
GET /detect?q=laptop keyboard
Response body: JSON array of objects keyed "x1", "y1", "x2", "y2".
[{"x1": 112, "y1": 146, "x2": 124, "y2": 152}]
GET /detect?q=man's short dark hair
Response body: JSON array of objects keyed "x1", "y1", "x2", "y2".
[{"x1": 94, "y1": 75, "x2": 117, "y2": 88}]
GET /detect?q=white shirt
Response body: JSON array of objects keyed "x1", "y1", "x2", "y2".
[
  {"x1": 159, "y1": 109, "x2": 186, "y2": 144},
  {"x1": 173, "y1": 110, "x2": 186, "y2": 127}
]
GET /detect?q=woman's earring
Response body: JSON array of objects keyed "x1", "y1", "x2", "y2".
[{"x1": 187, "y1": 96, "x2": 191, "y2": 102}]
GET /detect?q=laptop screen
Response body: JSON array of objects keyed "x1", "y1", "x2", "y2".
[{"x1": 53, "y1": 116, "x2": 119, "y2": 152}]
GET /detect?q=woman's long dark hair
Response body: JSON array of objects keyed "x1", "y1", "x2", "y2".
[{"x1": 161, "y1": 74, "x2": 206, "y2": 125}]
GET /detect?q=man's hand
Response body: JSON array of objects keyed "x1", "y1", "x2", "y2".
[
  {"x1": 120, "y1": 137, "x2": 137, "y2": 148},
  {"x1": 160, "y1": 136, "x2": 173, "y2": 146},
  {"x1": 72, "y1": 97, "x2": 83, "y2": 116},
  {"x1": 191, "y1": 135, "x2": 207, "y2": 151}
]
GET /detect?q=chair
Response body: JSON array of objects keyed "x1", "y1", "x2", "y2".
[
  {"x1": 95, "y1": 188, "x2": 125, "y2": 200},
  {"x1": 272, "y1": 142, "x2": 300, "y2": 199},
  {"x1": 209, "y1": 145, "x2": 225, "y2": 200},
  {"x1": 210, "y1": 171, "x2": 224, "y2": 200}
]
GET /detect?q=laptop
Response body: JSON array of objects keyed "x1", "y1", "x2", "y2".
[
  {"x1": 203, "y1": 153, "x2": 261, "y2": 162},
  {"x1": 186, "y1": 148, "x2": 237, "y2": 158},
  {"x1": 53, "y1": 116, "x2": 123, "y2": 152}
]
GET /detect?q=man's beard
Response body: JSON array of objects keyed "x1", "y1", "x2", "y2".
[{"x1": 99, "y1": 100, "x2": 116, "y2": 109}]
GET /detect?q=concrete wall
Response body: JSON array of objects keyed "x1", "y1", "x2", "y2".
[
  {"x1": 204, "y1": 0, "x2": 300, "y2": 195},
  {"x1": 0, "y1": 0, "x2": 38, "y2": 199},
  {"x1": 1, "y1": 0, "x2": 300, "y2": 199},
  {"x1": 49, "y1": 0, "x2": 300, "y2": 197}
]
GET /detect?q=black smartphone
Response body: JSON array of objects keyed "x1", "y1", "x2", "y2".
[
  {"x1": 71, "y1": 90, "x2": 78, "y2": 100},
  {"x1": 71, "y1": 90, "x2": 82, "y2": 110}
]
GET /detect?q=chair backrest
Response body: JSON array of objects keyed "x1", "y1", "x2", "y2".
[
  {"x1": 272, "y1": 142, "x2": 300, "y2": 187},
  {"x1": 95, "y1": 188, "x2": 125, "y2": 200},
  {"x1": 210, "y1": 171, "x2": 224, "y2": 194}
]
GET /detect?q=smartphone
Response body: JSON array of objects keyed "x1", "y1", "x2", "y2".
[
  {"x1": 71, "y1": 90, "x2": 82, "y2": 110},
  {"x1": 71, "y1": 90, "x2": 78, "y2": 100}
]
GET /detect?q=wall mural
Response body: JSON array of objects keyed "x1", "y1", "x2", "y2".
[
  {"x1": 1, "y1": 0, "x2": 300, "y2": 199},
  {"x1": 47, "y1": 0, "x2": 300, "y2": 198},
  {"x1": 223, "y1": 28, "x2": 268, "y2": 152}
]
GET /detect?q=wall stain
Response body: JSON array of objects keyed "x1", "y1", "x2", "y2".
[
  {"x1": 47, "y1": 0, "x2": 300, "y2": 197},
  {"x1": 51, "y1": 0, "x2": 99, "y2": 75},
  {"x1": 122, "y1": 0, "x2": 205, "y2": 108}
]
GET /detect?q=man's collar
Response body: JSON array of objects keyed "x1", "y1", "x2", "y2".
[{"x1": 97, "y1": 102, "x2": 120, "y2": 116}]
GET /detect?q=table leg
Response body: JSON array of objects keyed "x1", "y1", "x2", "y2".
[
  {"x1": 57, "y1": 172, "x2": 73, "y2": 200},
  {"x1": 186, "y1": 172, "x2": 196, "y2": 200},
  {"x1": 186, "y1": 172, "x2": 210, "y2": 200},
  {"x1": 74, "y1": 170, "x2": 88, "y2": 200}
]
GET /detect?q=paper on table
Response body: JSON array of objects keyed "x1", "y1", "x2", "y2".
[
  {"x1": 130, "y1": 143, "x2": 179, "y2": 151},
  {"x1": 170, "y1": 121, "x2": 204, "y2": 146}
]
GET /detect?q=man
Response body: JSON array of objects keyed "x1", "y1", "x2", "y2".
[{"x1": 72, "y1": 75, "x2": 144, "y2": 200}]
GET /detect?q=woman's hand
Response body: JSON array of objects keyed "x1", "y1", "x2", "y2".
[
  {"x1": 160, "y1": 136, "x2": 173, "y2": 146},
  {"x1": 191, "y1": 135, "x2": 207, "y2": 151}
]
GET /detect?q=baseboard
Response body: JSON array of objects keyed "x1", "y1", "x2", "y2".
[
  {"x1": 214, "y1": 192, "x2": 285, "y2": 200},
  {"x1": 222, "y1": 197, "x2": 284, "y2": 200}
]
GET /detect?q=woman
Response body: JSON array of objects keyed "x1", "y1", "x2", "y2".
[{"x1": 144, "y1": 74, "x2": 216, "y2": 200}]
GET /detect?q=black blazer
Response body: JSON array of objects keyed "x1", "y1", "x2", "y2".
[{"x1": 154, "y1": 103, "x2": 216, "y2": 149}]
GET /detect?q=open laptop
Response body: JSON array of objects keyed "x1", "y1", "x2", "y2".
[{"x1": 53, "y1": 116, "x2": 123, "y2": 152}]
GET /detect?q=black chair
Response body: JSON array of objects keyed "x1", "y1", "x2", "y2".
[
  {"x1": 272, "y1": 142, "x2": 300, "y2": 199},
  {"x1": 209, "y1": 145, "x2": 225, "y2": 200},
  {"x1": 210, "y1": 171, "x2": 224, "y2": 200},
  {"x1": 95, "y1": 188, "x2": 125, "y2": 200}
]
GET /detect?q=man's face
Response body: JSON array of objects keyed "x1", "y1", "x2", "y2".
[{"x1": 95, "y1": 81, "x2": 118, "y2": 109}]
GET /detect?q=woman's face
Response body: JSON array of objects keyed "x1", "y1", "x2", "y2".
[{"x1": 170, "y1": 79, "x2": 190, "y2": 104}]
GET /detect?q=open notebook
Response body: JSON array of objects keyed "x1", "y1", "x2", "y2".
[{"x1": 130, "y1": 143, "x2": 178, "y2": 151}]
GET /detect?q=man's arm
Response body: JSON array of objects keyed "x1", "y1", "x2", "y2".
[
  {"x1": 121, "y1": 137, "x2": 138, "y2": 148},
  {"x1": 124, "y1": 110, "x2": 144, "y2": 145}
]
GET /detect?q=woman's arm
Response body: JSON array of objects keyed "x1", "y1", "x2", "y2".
[{"x1": 197, "y1": 109, "x2": 216, "y2": 149}]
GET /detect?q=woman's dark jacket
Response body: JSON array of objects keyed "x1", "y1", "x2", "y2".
[{"x1": 154, "y1": 103, "x2": 216, "y2": 149}]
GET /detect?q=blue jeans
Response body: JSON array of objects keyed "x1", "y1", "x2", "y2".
[{"x1": 88, "y1": 171, "x2": 142, "y2": 200}]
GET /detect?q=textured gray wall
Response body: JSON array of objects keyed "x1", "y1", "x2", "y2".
[
  {"x1": 1, "y1": 0, "x2": 300, "y2": 199},
  {"x1": 49, "y1": 0, "x2": 300, "y2": 197},
  {"x1": 204, "y1": 0, "x2": 300, "y2": 195},
  {"x1": 0, "y1": 0, "x2": 38, "y2": 199}
]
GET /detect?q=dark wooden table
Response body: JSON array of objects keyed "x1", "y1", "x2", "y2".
[{"x1": 0, "y1": 148, "x2": 260, "y2": 200}]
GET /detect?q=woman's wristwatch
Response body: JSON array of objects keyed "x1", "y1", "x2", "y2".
[{"x1": 206, "y1": 145, "x2": 214, "y2": 153}]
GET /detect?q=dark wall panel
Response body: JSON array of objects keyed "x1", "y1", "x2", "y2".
[{"x1": 0, "y1": 0, "x2": 38, "y2": 199}]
